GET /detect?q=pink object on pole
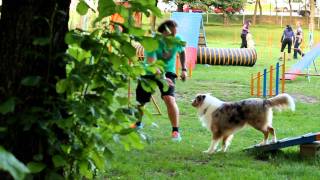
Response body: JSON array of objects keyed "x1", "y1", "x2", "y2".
[{"x1": 185, "y1": 47, "x2": 197, "y2": 69}]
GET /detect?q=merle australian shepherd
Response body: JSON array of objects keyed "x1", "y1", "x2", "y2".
[{"x1": 191, "y1": 93, "x2": 295, "y2": 154}]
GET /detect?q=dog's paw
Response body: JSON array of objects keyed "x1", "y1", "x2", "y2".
[
  {"x1": 202, "y1": 150, "x2": 210, "y2": 153},
  {"x1": 258, "y1": 141, "x2": 267, "y2": 145},
  {"x1": 203, "y1": 149, "x2": 215, "y2": 154}
]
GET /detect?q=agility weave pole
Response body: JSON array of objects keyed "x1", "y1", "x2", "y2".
[{"x1": 250, "y1": 53, "x2": 286, "y2": 97}]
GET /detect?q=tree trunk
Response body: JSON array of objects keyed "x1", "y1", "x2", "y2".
[
  {"x1": 150, "y1": 0, "x2": 158, "y2": 31},
  {"x1": 289, "y1": 0, "x2": 292, "y2": 24},
  {"x1": 275, "y1": 0, "x2": 279, "y2": 22},
  {"x1": 177, "y1": 3, "x2": 184, "y2": 12},
  {"x1": 258, "y1": 0, "x2": 263, "y2": 15},
  {"x1": 150, "y1": 15, "x2": 157, "y2": 32},
  {"x1": 253, "y1": 0, "x2": 258, "y2": 25},
  {"x1": 0, "y1": 0, "x2": 70, "y2": 176},
  {"x1": 223, "y1": 13, "x2": 229, "y2": 25}
]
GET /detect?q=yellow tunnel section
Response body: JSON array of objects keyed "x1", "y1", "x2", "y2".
[
  {"x1": 135, "y1": 44, "x2": 257, "y2": 67},
  {"x1": 197, "y1": 47, "x2": 257, "y2": 66}
]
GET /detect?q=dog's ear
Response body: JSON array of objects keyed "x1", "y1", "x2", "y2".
[{"x1": 201, "y1": 95, "x2": 206, "y2": 100}]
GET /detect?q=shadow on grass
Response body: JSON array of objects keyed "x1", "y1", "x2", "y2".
[{"x1": 247, "y1": 149, "x2": 320, "y2": 165}]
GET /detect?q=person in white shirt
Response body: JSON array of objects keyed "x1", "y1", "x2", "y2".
[{"x1": 293, "y1": 22, "x2": 304, "y2": 59}]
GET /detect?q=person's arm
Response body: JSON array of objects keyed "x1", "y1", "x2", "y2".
[
  {"x1": 179, "y1": 51, "x2": 187, "y2": 81},
  {"x1": 292, "y1": 32, "x2": 295, "y2": 43},
  {"x1": 179, "y1": 51, "x2": 187, "y2": 71},
  {"x1": 280, "y1": 32, "x2": 284, "y2": 43},
  {"x1": 147, "y1": 56, "x2": 155, "y2": 64}
]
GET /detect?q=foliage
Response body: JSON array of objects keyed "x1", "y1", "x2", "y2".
[
  {"x1": 0, "y1": 146, "x2": 30, "y2": 180},
  {"x1": 55, "y1": 0, "x2": 165, "y2": 178},
  {"x1": 203, "y1": 0, "x2": 245, "y2": 14},
  {"x1": 175, "y1": 0, "x2": 196, "y2": 5},
  {"x1": 0, "y1": 0, "x2": 172, "y2": 179}
]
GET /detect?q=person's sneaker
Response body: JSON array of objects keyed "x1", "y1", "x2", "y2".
[
  {"x1": 130, "y1": 123, "x2": 143, "y2": 130},
  {"x1": 171, "y1": 131, "x2": 182, "y2": 142}
]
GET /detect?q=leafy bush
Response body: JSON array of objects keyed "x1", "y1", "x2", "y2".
[{"x1": 0, "y1": 0, "x2": 163, "y2": 179}]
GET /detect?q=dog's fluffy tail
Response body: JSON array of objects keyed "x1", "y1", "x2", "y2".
[{"x1": 266, "y1": 93, "x2": 295, "y2": 111}]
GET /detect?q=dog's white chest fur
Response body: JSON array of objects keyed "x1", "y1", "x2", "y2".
[
  {"x1": 198, "y1": 96, "x2": 223, "y2": 130},
  {"x1": 199, "y1": 113, "x2": 213, "y2": 130}
]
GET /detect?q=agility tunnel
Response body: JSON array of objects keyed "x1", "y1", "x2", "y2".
[
  {"x1": 197, "y1": 47, "x2": 257, "y2": 66},
  {"x1": 135, "y1": 44, "x2": 257, "y2": 66}
]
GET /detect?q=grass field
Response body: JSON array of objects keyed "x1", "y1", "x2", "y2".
[{"x1": 105, "y1": 20, "x2": 320, "y2": 179}]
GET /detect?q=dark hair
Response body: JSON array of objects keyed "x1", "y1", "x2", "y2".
[
  {"x1": 286, "y1": 25, "x2": 292, "y2": 31},
  {"x1": 157, "y1": 20, "x2": 177, "y2": 33},
  {"x1": 245, "y1": 20, "x2": 252, "y2": 25}
]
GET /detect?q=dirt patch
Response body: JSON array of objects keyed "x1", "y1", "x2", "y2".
[{"x1": 291, "y1": 93, "x2": 319, "y2": 104}]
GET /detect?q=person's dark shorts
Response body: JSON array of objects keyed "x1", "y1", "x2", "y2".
[{"x1": 136, "y1": 72, "x2": 177, "y2": 104}]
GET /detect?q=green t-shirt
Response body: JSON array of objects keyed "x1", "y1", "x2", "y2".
[{"x1": 144, "y1": 35, "x2": 185, "y2": 74}]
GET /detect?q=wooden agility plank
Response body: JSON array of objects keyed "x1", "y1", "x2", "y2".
[{"x1": 245, "y1": 132, "x2": 320, "y2": 152}]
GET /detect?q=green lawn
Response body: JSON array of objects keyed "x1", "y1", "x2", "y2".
[{"x1": 106, "y1": 23, "x2": 320, "y2": 179}]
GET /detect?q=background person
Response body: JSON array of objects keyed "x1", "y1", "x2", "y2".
[
  {"x1": 279, "y1": 25, "x2": 295, "y2": 60},
  {"x1": 293, "y1": 22, "x2": 304, "y2": 59},
  {"x1": 240, "y1": 20, "x2": 252, "y2": 48}
]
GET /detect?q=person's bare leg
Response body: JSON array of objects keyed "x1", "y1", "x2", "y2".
[
  {"x1": 130, "y1": 104, "x2": 145, "y2": 128},
  {"x1": 162, "y1": 95, "x2": 179, "y2": 128}
]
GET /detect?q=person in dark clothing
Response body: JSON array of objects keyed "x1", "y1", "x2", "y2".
[
  {"x1": 279, "y1": 25, "x2": 295, "y2": 60},
  {"x1": 240, "y1": 20, "x2": 252, "y2": 48},
  {"x1": 293, "y1": 22, "x2": 304, "y2": 59}
]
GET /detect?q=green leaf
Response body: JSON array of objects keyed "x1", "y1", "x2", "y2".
[
  {"x1": 129, "y1": 27, "x2": 145, "y2": 36},
  {"x1": 67, "y1": 46, "x2": 91, "y2": 62},
  {"x1": 0, "y1": 127, "x2": 7, "y2": 132},
  {"x1": 90, "y1": 151, "x2": 104, "y2": 170},
  {"x1": 61, "y1": 145, "x2": 71, "y2": 154},
  {"x1": 122, "y1": 43, "x2": 136, "y2": 57},
  {"x1": 146, "y1": 5, "x2": 162, "y2": 17},
  {"x1": 65, "y1": 31, "x2": 83, "y2": 45},
  {"x1": 141, "y1": 78, "x2": 157, "y2": 93},
  {"x1": 109, "y1": 54, "x2": 122, "y2": 70},
  {"x1": 0, "y1": 97, "x2": 15, "y2": 115},
  {"x1": 32, "y1": 37, "x2": 50, "y2": 46},
  {"x1": 103, "y1": 148, "x2": 113, "y2": 160},
  {"x1": 52, "y1": 155, "x2": 67, "y2": 168},
  {"x1": 76, "y1": 0, "x2": 89, "y2": 15},
  {"x1": 0, "y1": 146, "x2": 30, "y2": 180},
  {"x1": 46, "y1": 172, "x2": 64, "y2": 180},
  {"x1": 97, "y1": 0, "x2": 116, "y2": 21},
  {"x1": 141, "y1": 37, "x2": 159, "y2": 52},
  {"x1": 56, "y1": 79, "x2": 68, "y2": 94},
  {"x1": 116, "y1": 96, "x2": 128, "y2": 106},
  {"x1": 79, "y1": 161, "x2": 93, "y2": 179},
  {"x1": 21, "y1": 76, "x2": 41, "y2": 86},
  {"x1": 27, "y1": 162, "x2": 46, "y2": 173}
]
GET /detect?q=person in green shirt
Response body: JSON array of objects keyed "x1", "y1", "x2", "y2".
[{"x1": 132, "y1": 20, "x2": 187, "y2": 142}]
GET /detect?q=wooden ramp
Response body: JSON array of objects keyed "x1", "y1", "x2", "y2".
[{"x1": 245, "y1": 132, "x2": 320, "y2": 152}]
